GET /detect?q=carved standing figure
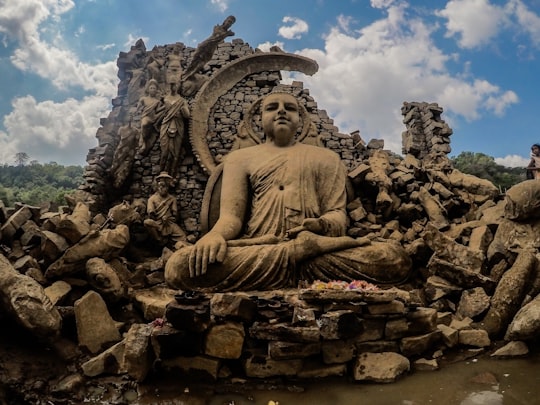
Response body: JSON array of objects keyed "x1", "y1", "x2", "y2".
[
  {"x1": 137, "y1": 79, "x2": 161, "y2": 155},
  {"x1": 156, "y1": 81, "x2": 190, "y2": 177},
  {"x1": 110, "y1": 114, "x2": 138, "y2": 189},
  {"x1": 144, "y1": 172, "x2": 187, "y2": 246},
  {"x1": 165, "y1": 92, "x2": 411, "y2": 292}
]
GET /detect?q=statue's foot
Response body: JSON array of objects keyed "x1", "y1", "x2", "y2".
[{"x1": 291, "y1": 231, "x2": 369, "y2": 262}]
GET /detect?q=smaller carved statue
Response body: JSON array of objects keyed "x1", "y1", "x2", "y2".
[
  {"x1": 110, "y1": 114, "x2": 138, "y2": 189},
  {"x1": 155, "y1": 81, "x2": 190, "y2": 177},
  {"x1": 136, "y1": 79, "x2": 161, "y2": 155},
  {"x1": 144, "y1": 172, "x2": 187, "y2": 246},
  {"x1": 230, "y1": 121, "x2": 261, "y2": 150}
]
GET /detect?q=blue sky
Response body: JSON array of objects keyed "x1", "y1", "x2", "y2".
[{"x1": 1, "y1": 0, "x2": 539, "y2": 167}]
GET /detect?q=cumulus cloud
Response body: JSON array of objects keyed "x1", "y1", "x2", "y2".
[
  {"x1": 278, "y1": 16, "x2": 309, "y2": 40},
  {"x1": 495, "y1": 154, "x2": 530, "y2": 168},
  {"x1": 507, "y1": 0, "x2": 540, "y2": 47},
  {"x1": 0, "y1": 0, "x2": 118, "y2": 165},
  {"x1": 294, "y1": 3, "x2": 517, "y2": 156},
  {"x1": 0, "y1": 94, "x2": 110, "y2": 165},
  {"x1": 256, "y1": 41, "x2": 286, "y2": 52},
  {"x1": 436, "y1": 0, "x2": 508, "y2": 49}
]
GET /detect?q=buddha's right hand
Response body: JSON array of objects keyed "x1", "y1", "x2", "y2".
[{"x1": 189, "y1": 232, "x2": 227, "y2": 277}]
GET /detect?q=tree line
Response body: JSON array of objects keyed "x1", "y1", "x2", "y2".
[
  {"x1": 0, "y1": 151, "x2": 528, "y2": 208},
  {"x1": 0, "y1": 160, "x2": 84, "y2": 207}
]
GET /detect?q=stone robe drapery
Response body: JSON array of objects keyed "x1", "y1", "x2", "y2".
[{"x1": 166, "y1": 143, "x2": 411, "y2": 291}]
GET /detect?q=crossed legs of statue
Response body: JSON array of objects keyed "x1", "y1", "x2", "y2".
[{"x1": 164, "y1": 232, "x2": 412, "y2": 292}]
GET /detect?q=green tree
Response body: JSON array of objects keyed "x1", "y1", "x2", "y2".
[
  {"x1": 451, "y1": 152, "x2": 525, "y2": 191},
  {"x1": 14, "y1": 152, "x2": 30, "y2": 166}
]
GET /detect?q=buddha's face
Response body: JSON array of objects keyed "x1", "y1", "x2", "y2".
[{"x1": 261, "y1": 93, "x2": 300, "y2": 147}]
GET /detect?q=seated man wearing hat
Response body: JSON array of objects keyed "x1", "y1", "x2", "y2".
[{"x1": 144, "y1": 172, "x2": 187, "y2": 245}]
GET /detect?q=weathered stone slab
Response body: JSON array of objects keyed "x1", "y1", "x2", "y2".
[
  {"x1": 249, "y1": 322, "x2": 320, "y2": 343},
  {"x1": 457, "y1": 287, "x2": 490, "y2": 320},
  {"x1": 44, "y1": 280, "x2": 72, "y2": 306},
  {"x1": 437, "y1": 324, "x2": 458, "y2": 347},
  {"x1": 428, "y1": 256, "x2": 495, "y2": 291},
  {"x1": 458, "y1": 329, "x2": 491, "y2": 347},
  {"x1": 210, "y1": 293, "x2": 257, "y2": 322},
  {"x1": 319, "y1": 310, "x2": 363, "y2": 340},
  {"x1": 0, "y1": 254, "x2": 62, "y2": 339},
  {"x1": 268, "y1": 341, "x2": 321, "y2": 360},
  {"x1": 298, "y1": 360, "x2": 347, "y2": 378},
  {"x1": 133, "y1": 286, "x2": 176, "y2": 320},
  {"x1": 299, "y1": 288, "x2": 400, "y2": 303},
  {"x1": 505, "y1": 293, "x2": 540, "y2": 341},
  {"x1": 400, "y1": 330, "x2": 441, "y2": 357},
  {"x1": 165, "y1": 301, "x2": 211, "y2": 333},
  {"x1": 204, "y1": 322, "x2": 245, "y2": 359},
  {"x1": 353, "y1": 352, "x2": 410, "y2": 382},
  {"x1": 123, "y1": 323, "x2": 154, "y2": 382},
  {"x1": 161, "y1": 355, "x2": 221, "y2": 380},
  {"x1": 244, "y1": 350, "x2": 303, "y2": 378},
  {"x1": 81, "y1": 341, "x2": 126, "y2": 377},
  {"x1": 482, "y1": 251, "x2": 536, "y2": 337},
  {"x1": 491, "y1": 341, "x2": 529, "y2": 358},
  {"x1": 74, "y1": 290, "x2": 121, "y2": 353},
  {"x1": 321, "y1": 339, "x2": 356, "y2": 364}
]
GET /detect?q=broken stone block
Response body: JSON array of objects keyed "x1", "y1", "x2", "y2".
[
  {"x1": 0, "y1": 205, "x2": 33, "y2": 242},
  {"x1": 55, "y1": 202, "x2": 91, "y2": 244},
  {"x1": 74, "y1": 290, "x2": 121, "y2": 353},
  {"x1": 356, "y1": 340, "x2": 399, "y2": 354},
  {"x1": 268, "y1": 341, "x2": 321, "y2": 360},
  {"x1": 123, "y1": 323, "x2": 154, "y2": 382},
  {"x1": 468, "y1": 225, "x2": 493, "y2": 253},
  {"x1": 204, "y1": 322, "x2": 245, "y2": 359},
  {"x1": 437, "y1": 324, "x2": 459, "y2": 348},
  {"x1": 133, "y1": 285, "x2": 176, "y2": 320},
  {"x1": 505, "y1": 293, "x2": 540, "y2": 341},
  {"x1": 292, "y1": 306, "x2": 317, "y2": 326},
  {"x1": 413, "y1": 358, "x2": 439, "y2": 371},
  {"x1": 406, "y1": 307, "x2": 437, "y2": 335},
  {"x1": 385, "y1": 318, "x2": 409, "y2": 340},
  {"x1": 165, "y1": 300, "x2": 211, "y2": 333},
  {"x1": 86, "y1": 257, "x2": 125, "y2": 302},
  {"x1": 355, "y1": 319, "x2": 385, "y2": 342},
  {"x1": 0, "y1": 254, "x2": 62, "y2": 339},
  {"x1": 428, "y1": 256, "x2": 495, "y2": 291},
  {"x1": 424, "y1": 275, "x2": 462, "y2": 302},
  {"x1": 319, "y1": 310, "x2": 363, "y2": 340},
  {"x1": 491, "y1": 341, "x2": 528, "y2": 358},
  {"x1": 244, "y1": 350, "x2": 303, "y2": 378},
  {"x1": 209, "y1": 293, "x2": 257, "y2": 322},
  {"x1": 40, "y1": 230, "x2": 69, "y2": 264},
  {"x1": 458, "y1": 329, "x2": 491, "y2": 347},
  {"x1": 366, "y1": 300, "x2": 406, "y2": 315},
  {"x1": 456, "y1": 287, "x2": 490, "y2": 320},
  {"x1": 482, "y1": 251, "x2": 536, "y2": 337},
  {"x1": 81, "y1": 341, "x2": 126, "y2": 377},
  {"x1": 400, "y1": 330, "x2": 441, "y2": 357},
  {"x1": 249, "y1": 322, "x2": 320, "y2": 343},
  {"x1": 353, "y1": 352, "x2": 410, "y2": 382},
  {"x1": 321, "y1": 339, "x2": 355, "y2": 364},
  {"x1": 44, "y1": 280, "x2": 72, "y2": 306}
]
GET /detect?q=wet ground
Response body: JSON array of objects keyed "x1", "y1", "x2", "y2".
[
  {"x1": 136, "y1": 350, "x2": 540, "y2": 405},
  {"x1": 1, "y1": 316, "x2": 539, "y2": 405}
]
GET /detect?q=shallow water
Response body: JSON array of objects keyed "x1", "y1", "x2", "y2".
[{"x1": 138, "y1": 352, "x2": 540, "y2": 405}]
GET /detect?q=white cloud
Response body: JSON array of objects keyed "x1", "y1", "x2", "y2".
[
  {"x1": 436, "y1": 0, "x2": 508, "y2": 49},
  {"x1": 507, "y1": 0, "x2": 540, "y2": 47},
  {"x1": 211, "y1": 0, "x2": 229, "y2": 12},
  {"x1": 0, "y1": 0, "x2": 118, "y2": 165},
  {"x1": 0, "y1": 94, "x2": 110, "y2": 165},
  {"x1": 256, "y1": 41, "x2": 286, "y2": 52},
  {"x1": 278, "y1": 16, "x2": 309, "y2": 40},
  {"x1": 294, "y1": 3, "x2": 517, "y2": 156},
  {"x1": 495, "y1": 154, "x2": 530, "y2": 168}
]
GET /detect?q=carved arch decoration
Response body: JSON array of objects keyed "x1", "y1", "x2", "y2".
[{"x1": 188, "y1": 52, "x2": 319, "y2": 175}]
